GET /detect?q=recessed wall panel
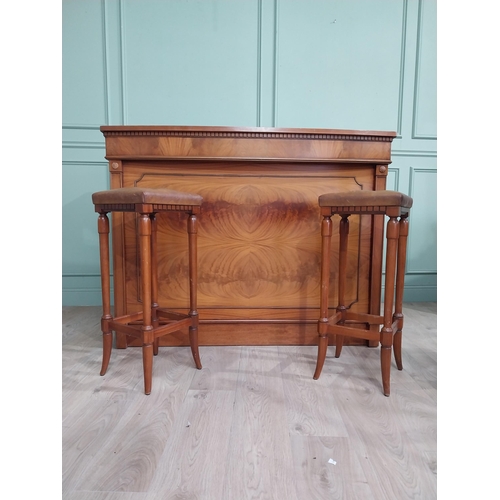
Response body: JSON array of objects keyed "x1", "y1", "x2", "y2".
[
  {"x1": 413, "y1": 0, "x2": 437, "y2": 138},
  {"x1": 408, "y1": 168, "x2": 437, "y2": 272},
  {"x1": 62, "y1": 163, "x2": 109, "y2": 275},
  {"x1": 62, "y1": 0, "x2": 107, "y2": 126},
  {"x1": 276, "y1": 0, "x2": 404, "y2": 130},
  {"x1": 122, "y1": 0, "x2": 259, "y2": 126}
]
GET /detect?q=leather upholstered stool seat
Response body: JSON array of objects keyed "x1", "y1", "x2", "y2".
[
  {"x1": 313, "y1": 190, "x2": 413, "y2": 396},
  {"x1": 92, "y1": 187, "x2": 203, "y2": 394}
]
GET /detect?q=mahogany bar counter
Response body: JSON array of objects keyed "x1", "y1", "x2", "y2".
[{"x1": 100, "y1": 125, "x2": 396, "y2": 349}]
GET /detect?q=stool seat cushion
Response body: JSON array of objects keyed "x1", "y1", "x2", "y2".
[
  {"x1": 319, "y1": 190, "x2": 412, "y2": 209},
  {"x1": 92, "y1": 187, "x2": 203, "y2": 206}
]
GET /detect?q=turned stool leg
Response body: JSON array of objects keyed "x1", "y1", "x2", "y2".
[
  {"x1": 314, "y1": 215, "x2": 332, "y2": 379},
  {"x1": 150, "y1": 214, "x2": 160, "y2": 356},
  {"x1": 335, "y1": 215, "x2": 350, "y2": 358},
  {"x1": 381, "y1": 216, "x2": 399, "y2": 396},
  {"x1": 188, "y1": 213, "x2": 202, "y2": 370},
  {"x1": 393, "y1": 215, "x2": 409, "y2": 371},
  {"x1": 98, "y1": 212, "x2": 113, "y2": 376},
  {"x1": 139, "y1": 213, "x2": 154, "y2": 395}
]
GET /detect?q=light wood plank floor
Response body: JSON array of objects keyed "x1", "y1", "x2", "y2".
[{"x1": 62, "y1": 303, "x2": 437, "y2": 500}]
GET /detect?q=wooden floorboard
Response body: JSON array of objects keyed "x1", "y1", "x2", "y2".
[{"x1": 62, "y1": 303, "x2": 437, "y2": 499}]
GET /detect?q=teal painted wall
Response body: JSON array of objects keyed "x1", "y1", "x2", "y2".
[{"x1": 62, "y1": 0, "x2": 437, "y2": 305}]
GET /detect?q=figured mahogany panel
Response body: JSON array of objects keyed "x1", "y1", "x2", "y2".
[
  {"x1": 101, "y1": 126, "x2": 394, "y2": 346},
  {"x1": 121, "y1": 162, "x2": 371, "y2": 325}
]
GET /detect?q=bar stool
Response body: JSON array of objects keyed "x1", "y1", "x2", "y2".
[
  {"x1": 313, "y1": 190, "x2": 413, "y2": 396},
  {"x1": 92, "y1": 187, "x2": 203, "y2": 395}
]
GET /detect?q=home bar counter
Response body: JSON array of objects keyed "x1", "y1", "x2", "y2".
[{"x1": 100, "y1": 126, "x2": 396, "y2": 348}]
